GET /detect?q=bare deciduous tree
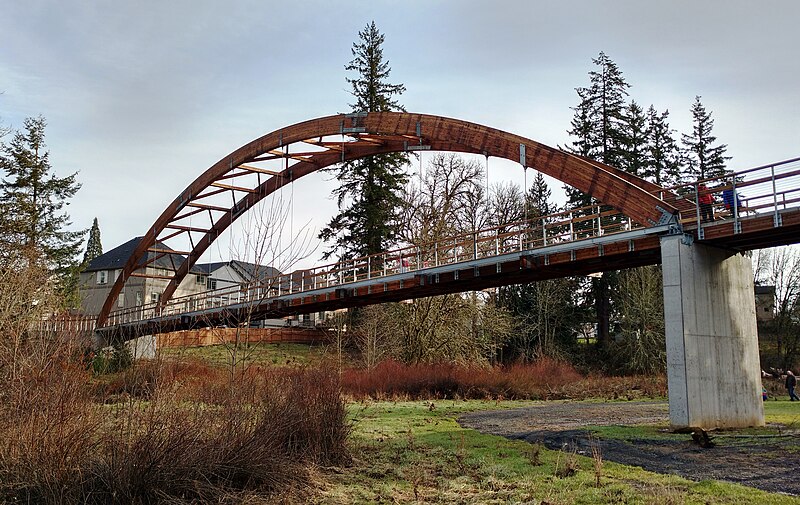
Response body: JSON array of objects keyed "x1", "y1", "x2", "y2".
[
  {"x1": 203, "y1": 194, "x2": 315, "y2": 382},
  {"x1": 611, "y1": 265, "x2": 665, "y2": 374},
  {"x1": 753, "y1": 246, "x2": 800, "y2": 368}
]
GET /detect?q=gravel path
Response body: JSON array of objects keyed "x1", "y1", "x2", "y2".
[{"x1": 459, "y1": 401, "x2": 800, "y2": 496}]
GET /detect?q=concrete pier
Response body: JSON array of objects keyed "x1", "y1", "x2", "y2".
[{"x1": 660, "y1": 234, "x2": 764, "y2": 429}]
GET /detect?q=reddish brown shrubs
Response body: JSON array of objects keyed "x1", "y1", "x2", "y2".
[
  {"x1": 340, "y1": 358, "x2": 666, "y2": 400},
  {"x1": 0, "y1": 354, "x2": 349, "y2": 504}
]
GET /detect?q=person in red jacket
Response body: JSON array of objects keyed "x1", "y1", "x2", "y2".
[{"x1": 698, "y1": 183, "x2": 714, "y2": 222}]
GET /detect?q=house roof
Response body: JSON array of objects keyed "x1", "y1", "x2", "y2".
[
  {"x1": 84, "y1": 237, "x2": 202, "y2": 274},
  {"x1": 196, "y1": 260, "x2": 283, "y2": 282},
  {"x1": 755, "y1": 285, "x2": 776, "y2": 295}
]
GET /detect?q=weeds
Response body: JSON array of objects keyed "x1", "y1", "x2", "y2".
[
  {"x1": 554, "y1": 444, "x2": 579, "y2": 478},
  {"x1": 527, "y1": 443, "x2": 542, "y2": 467},
  {"x1": 590, "y1": 435, "x2": 603, "y2": 487}
]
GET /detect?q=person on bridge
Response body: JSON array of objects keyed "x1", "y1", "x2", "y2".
[
  {"x1": 722, "y1": 187, "x2": 744, "y2": 216},
  {"x1": 697, "y1": 183, "x2": 714, "y2": 222},
  {"x1": 786, "y1": 370, "x2": 799, "y2": 401}
]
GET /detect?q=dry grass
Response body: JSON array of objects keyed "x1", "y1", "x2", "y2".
[{"x1": 0, "y1": 339, "x2": 349, "y2": 504}]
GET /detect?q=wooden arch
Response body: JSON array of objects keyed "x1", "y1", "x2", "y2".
[{"x1": 97, "y1": 112, "x2": 680, "y2": 326}]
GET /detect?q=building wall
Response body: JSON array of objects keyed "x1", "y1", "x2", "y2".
[{"x1": 79, "y1": 267, "x2": 208, "y2": 317}]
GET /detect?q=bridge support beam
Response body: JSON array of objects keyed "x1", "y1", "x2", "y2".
[{"x1": 660, "y1": 234, "x2": 764, "y2": 429}]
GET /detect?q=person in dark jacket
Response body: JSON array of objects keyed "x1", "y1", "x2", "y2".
[{"x1": 786, "y1": 370, "x2": 800, "y2": 401}]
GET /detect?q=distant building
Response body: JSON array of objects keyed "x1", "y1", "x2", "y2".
[
  {"x1": 754, "y1": 285, "x2": 776, "y2": 321},
  {"x1": 79, "y1": 237, "x2": 207, "y2": 317},
  {"x1": 80, "y1": 237, "x2": 326, "y2": 328}
]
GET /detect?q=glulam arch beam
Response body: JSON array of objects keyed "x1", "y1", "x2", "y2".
[{"x1": 97, "y1": 112, "x2": 680, "y2": 326}]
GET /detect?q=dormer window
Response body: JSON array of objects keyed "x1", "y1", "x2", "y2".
[{"x1": 97, "y1": 271, "x2": 108, "y2": 285}]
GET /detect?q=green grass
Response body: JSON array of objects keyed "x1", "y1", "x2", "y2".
[
  {"x1": 314, "y1": 400, "x2": 799, "y2": 504},
  {"x1": 160, "y1": 342, "x2": 335, "y2": 368},
  {"x1": 764, "y1": 400, "x2": 800, "y2": 427}
]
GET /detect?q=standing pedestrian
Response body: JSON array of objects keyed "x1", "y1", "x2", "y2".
[
  {"x1": 698, "y1": 183, "x2": 714, "y2": 222},
  {"x1": 786, "y1": 370, "x2": 800, "y2": 401}
]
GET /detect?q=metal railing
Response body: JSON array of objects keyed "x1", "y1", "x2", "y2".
[
  {"x1": 101, "y1": 156, "x2": 800, "y2": 328},
  {"x1": 662, "y1": 156, "x2": 800, "y2": 237}
]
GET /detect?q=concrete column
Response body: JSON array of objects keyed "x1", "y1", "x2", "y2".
[
  {"x1": 660, "y1": 234, "x2": 764, "y2": 429},
  {"x1": 127, "y1": 334, "x2": 158, "y2": 360}
]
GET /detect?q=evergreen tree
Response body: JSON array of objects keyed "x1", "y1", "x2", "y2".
[
  {"x1": 681, "y1": 96, "x2": 730, "y2": 181},
  {"x1": 565, "y1": 52, "x2": 630, "y2": 171},
  {"x1": 0, "y1": 116, "x2": 84, "y2": 287},
  {"x1": 643, "y1": 106, "x2": 682, "y2": 187},
  {"x1": 83, "y1": 217, "x2": 103, "y2": 264},
  {"x1": 563, "y1": 52, "x2": 630, "y2": 348},
  {"x1": 618, "y1": 100, "x2": 649, "y2": 178},
  {"x1": 525, "y1": 172, "x2": 554, "y2": 220},
  {"x1": 319, "y1": 21, "x2": 408, "y2": 259}
]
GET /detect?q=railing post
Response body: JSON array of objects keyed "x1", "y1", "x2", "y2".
[
  {"x1": 732, "y1": 176, "x2": 740, "y2": 233},
  {"x1": 495, "y1": 229, "x2": 499, "y2": 256},
  {"x1": 595, "y1": 204, "x2": 601, "y2": 237},
  {"x1": 383, "y1": 253, "x2": 387, "y2": 277},
  {"x1": 569, "y1": 212, "x2": 574, "y2": 241},
  {"x1": 771, "y1": 164, "x2": 780, "y2": 227},
  {"x1": 473, "y1": 232, "x2": 478, "y2": 260},
  {"x1": 695, "y1": 182, "x2": 702, "y2": 231},
  {"x1": 542, "y1": 220, "x2": 547, "y2": 246}
]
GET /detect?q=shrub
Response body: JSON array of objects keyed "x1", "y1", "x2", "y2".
[
  {"x1": 0, "y1": 354, "x2": 349, "y2": 503},
  {"x1": 340, "y1": 358, "x2": 666, "y2": 401}
]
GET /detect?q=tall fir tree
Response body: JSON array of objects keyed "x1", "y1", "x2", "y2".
[
  {"x1": 563, "y1": 52, "x2": 630, "y2": 348},
  {"x1": 83, "y1": 217, "x2": 103, "y2": 264},
  {"x1": 0, "y1": 116, "x2": 84, "y2": 287},
  {"x1": 643, "y1": 106, "x2": 682, "y2": 187},
  {"x1": 681, "y1": 96, "x2": 730, "y2": 181},
  {"x1": 319, "y1": 21, "x2": 408, "y2": 259},
  {"x1": 618, "y1": 100, "x2": 649, "y2": 178}
]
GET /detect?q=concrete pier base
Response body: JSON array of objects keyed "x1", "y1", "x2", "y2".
[{"x1": 660, "y1": 234, "x2": 764, "y2": 429}]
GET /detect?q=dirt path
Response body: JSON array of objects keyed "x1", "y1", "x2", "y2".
[{"x1": 458, "y1": 401, "x2": 800, "y2": 496}]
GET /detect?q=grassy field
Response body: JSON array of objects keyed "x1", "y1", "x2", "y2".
[
  {"x1": 153, "y1": 344, "x2": 799, "y2": 503},
  {"x1": 314, "y1": 400, "x2": 799, "y2": 504},
  {"x1": 159, "y1": 341, "x2": 339, "y2": 368}
]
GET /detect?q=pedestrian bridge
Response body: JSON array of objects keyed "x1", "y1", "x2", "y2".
[{"x1": 76, "y1": 111, "x2": 800, "y2": 431}]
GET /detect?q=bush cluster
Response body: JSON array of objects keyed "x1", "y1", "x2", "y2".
[
  {"x1": 340, "y1": 358, "x2": 666, "y2": 400},
  {"x1": 0, "y1": 346, "x2": 349, "y2": 504}
]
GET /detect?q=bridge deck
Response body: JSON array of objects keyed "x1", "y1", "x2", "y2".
[{"x1": 97, "y1": 204, "x2": 800, "y2": 341}]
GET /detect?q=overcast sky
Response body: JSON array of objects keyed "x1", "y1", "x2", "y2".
[{"x1": 1, "y1": 0, "x2": 798, "y2": 268}]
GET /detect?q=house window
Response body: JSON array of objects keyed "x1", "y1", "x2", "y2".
[
  {"x1": 135, "y1": 291, "x2": 143, "y2": 306},
  {"x1": 207, "y1": 278, "x2": 217, "y2": 290},
  {"x1": 151, "y1": 292, "x2": 161, "y2": 304},
  {"x1": 196, "y1": 275, "x2": 205, "y2": 285},
  {"x1": 97, "y1": 271, "x2": 108, "y2": 285},
  {"x1": 117, "y1": 293, "x2": 125, "y2": 308}
]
